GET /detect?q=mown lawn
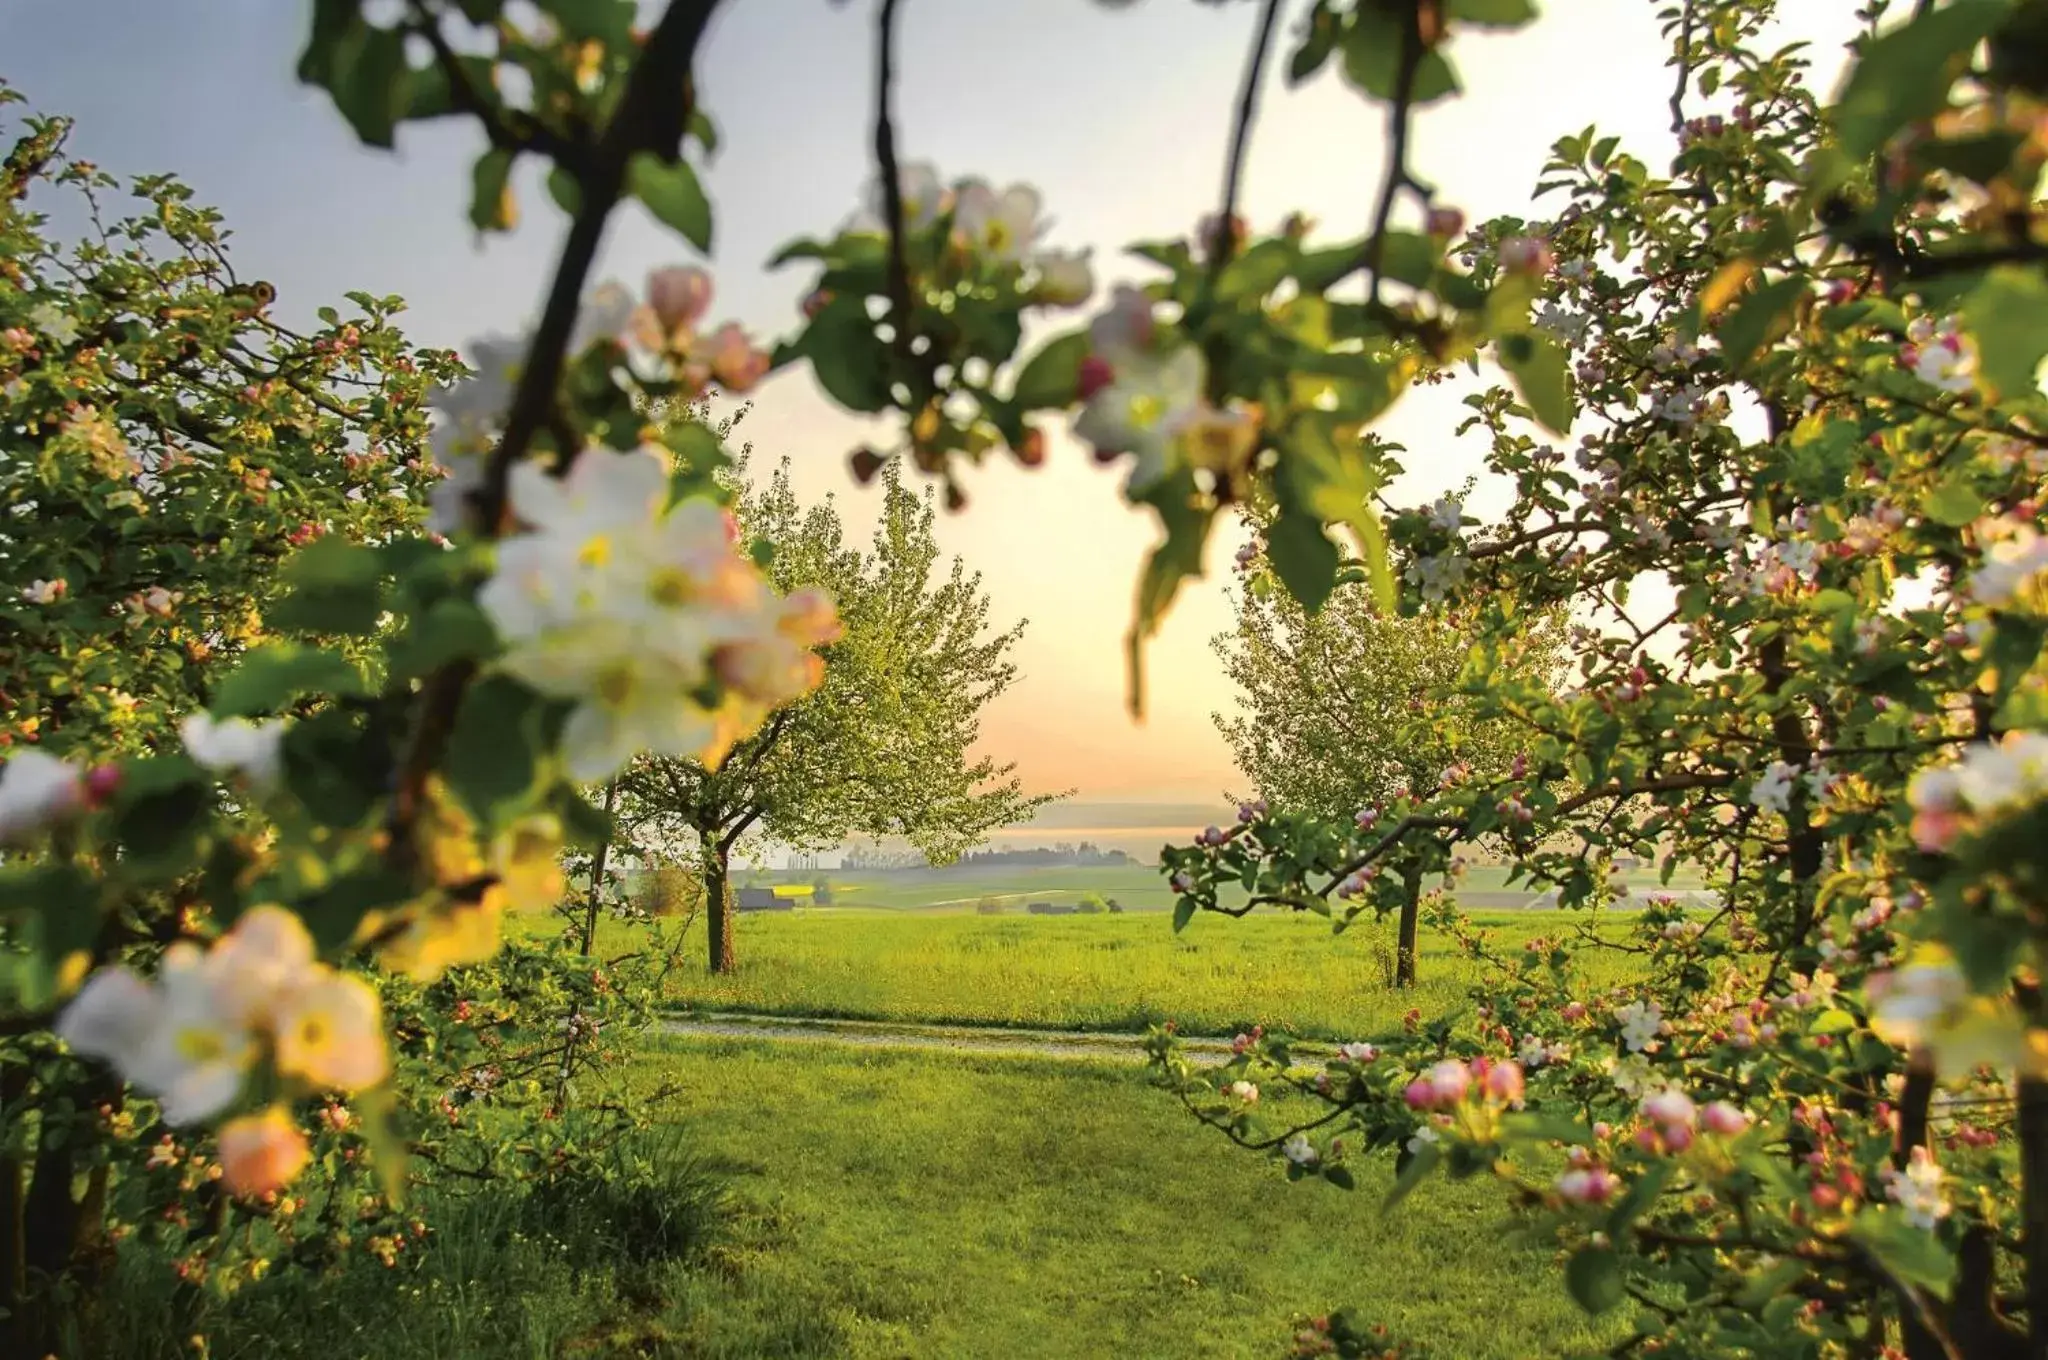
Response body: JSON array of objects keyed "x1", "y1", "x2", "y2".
[
  {"x1": 525, "y1": 905, "x2": 1645, "y2": 1041},
  {"x1": 628, "y1": 1037, "x2": 1616, "y2": 1359}
]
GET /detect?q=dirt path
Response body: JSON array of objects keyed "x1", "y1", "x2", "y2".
[{"x1": 657, "y1": 1010, "x2": 1264, "y2": 1065}]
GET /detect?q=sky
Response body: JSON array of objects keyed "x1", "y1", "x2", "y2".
[{"x1": 0, "y1": 0, "x2": 1864, "y2": 809}]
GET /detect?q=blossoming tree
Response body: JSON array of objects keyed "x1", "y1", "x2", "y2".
[
  {"x1": 1149, "y1": 3, "x2": 2048, "y2": 1355},
  {"x1": 611, "y1": 453, "x2": 1051, "y2": 972},
  {"x1": 1212, "y1": 505, "x2": 1569, "y2": 982}
]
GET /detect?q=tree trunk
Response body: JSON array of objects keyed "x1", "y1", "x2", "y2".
[
  {"x1": 703, "y1": 839, "x2": 736, "y2": 974},
  {"x1": 2019, "y1": 1076, "x2": 2048, "y2": 1360},
  {"x1": 1396, "y1": 862, "x2": 1424, "y2": 988},
  {"x1": 578, "y1": 778, "x2": 621, "y2": 958}
]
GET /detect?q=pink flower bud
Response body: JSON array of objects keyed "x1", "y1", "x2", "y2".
[
  {"x1": 647, "y1": 266, "x2": 713, "y2": 334},
  {"x1": 1634, "y1": 1126, "x2": 1662, "y2": 1153},
  {"x1": 1641, "y1": 1089, "x2": 1697, "y2": 1131},
  {"x1": 1498, "y1": 235, "x2": 1554, "y2": 276},
  {"x1": 1425, "y1": 1059, "x2": 1471, "y2": 1106},
  {"x1": 1700, "y1": 1102, "x2": 1749, "y2": 1136},
  {"x1": 1663, "y1": 1123, "x2": 1694, "y2": 1153},
  {"x1": 1077, "y1": 353, "x2": 1116, "y2": 402},
  {"x1": 1403, "y1": 1080, "x2": 1435, "y2": 1110},
  {"x1": 1481, "y1": 1060, "x2": 1525, "y2": 1105},
  {"x1": 83, "y1": 764, "x2": 122, "y2": 806},
  {"x1": 1426, "y1": 206, "x2": 1466, "y2": 239}
]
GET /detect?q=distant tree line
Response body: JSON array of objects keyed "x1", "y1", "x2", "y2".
[{"x1": 841, "y1": 842, "x2": 1135, "y2": 871}]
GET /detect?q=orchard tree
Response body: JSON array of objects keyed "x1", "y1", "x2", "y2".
[
  {"x1": 1212, "y1": 510, "x2": 1566, "y2": 982},
  {"x1": 1154, "y1": 3, "x2": 2048, "y2": 1357},
  {"x1": 614, "y1": 456, "x2": 1051, "y2": 973}
]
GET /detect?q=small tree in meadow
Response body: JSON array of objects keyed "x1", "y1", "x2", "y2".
[
  {"x1": 1213, "y1": 513, "x2": 1567, "y2": 982},
  {"x1": 613, "y1": 458, "x2": 1054, "y2": 972}
]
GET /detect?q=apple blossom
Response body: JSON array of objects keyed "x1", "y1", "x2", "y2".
[
  {"x1": 1555, "y1": 1166, "x2": 1619, "y2": 1205},
  {"x1": 1281, "y1": 1133, "x2": 1319, "y2": 1168},
  {"x1": 1883, "y1": 1146, "x2": 1950, "y2": 1230},
  {"x1": 181, "y1": 713, "x2": 287, "y2": 792},
  {"x1": 1900, "y1": 315, "x2": 1976, "y2": 394},
  {"x1": 1748, "y1": 761, "x2": 1799, "y2": 815},
  {"x1": 270, "y1": 969, "x2": 390, "y2": 1092},
  {"x1": 217, "y1": 1106, "x2": 312, "y2": 1199},
  {"x1": 1970, "y1": 524, "x2": 2048, "y2": 607},
  {"x1": 20, "y1": 577, "x2": 64, "y2": 604},
  {"x1": 846, "y1": 159, "x2": 948, "y2": 234},
  {"x1": 952, "y1": 178, "x2": 1046, "y2": 265},
  {"x1": 1700, "y1": 1102, "x2": 1750, "y2": 1137},
  {"x1": 1030, "y1": 248, "x2": 1095, "y2": 307},
  {"x1": 0, "y1": 749, "x2": 86, "y2": 843},
  {"x1": 1337, "y1": 1042, "x2": 1378, "y2": 1063},
  {"x1": 1614, "y1": 999, "x2": 1664, "y2": 1053}
]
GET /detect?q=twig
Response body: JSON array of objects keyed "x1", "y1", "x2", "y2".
[
  {"x1": 1200, "y1": 0, "x2": 1286, "y2": 297},
  {"x1": 1668, "y1": 0, "x2": 1696, "y2": 137},
  {"x1": 872, "y1": 0, "x2": 916, "y2": 397},
  {"x1": 1361, "y1": 5, "x2": 1432, "y2": 307},
  {"x1": 386, "y1": 0, "x2": 727, "y2": 874}
]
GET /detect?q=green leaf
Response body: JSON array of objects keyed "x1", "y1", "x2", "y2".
[
  {"x1": 282, "y1": 710, "x2": 384, "y2": 829},
  {"x1": 1322, "y1": 1165, "x2": 1357, "y2": 1191},
  {"x1": 1217, "y1": 240, "x2": 1298, "y2": 304},
  {"x1": 801, "y1": 296, "x2": 893, "y2": 414},
  {"x1": 687, "y1": 107, "x2": 719, "y2": 159},
  {"x1": 110, "y1": 759, "x2": 214, "y2": 879},
  {"x1": 1849, "y1": 1208, "x2": 1957, "y2": 1300},
  {"x1": 1446, "y1": 0, "x2": 1538, "y2": 28},
  {"x1": 1832, "y1": 2, "x2": 2009, "y2": 159},
  {"x1": 211, "y1": 644, "x2": 367, "y2": 718},
  {"x1": 1605, "y1": 1160, "x2": 1673, "y2": 1236},
  {"x1": 1126, "y1": 479, "x2": 1215, "y2": 718},
  {"x1": 1922, "y1": 475, "x2": 1984, "y2": 528},
  {"x1": 533, "y1": 0, "x2": 635, "y2": 44},
  {"x1": 1717, "y1": 276, "x2": 1807, "y2": 369},
  {"x1": 269, "y1": 536, "x2": 387, "y2": 637},
  {"x1": 442, "y1": 675, "x2": 548, "y2": 824},
  {"x1": 469, "y1": 147, "x2": 517, "y2": 233},
  {"x1": 297, "y1": 0, "x2": 360, "y2": 88},
  {"x1": 546, "y1": 165, "x2": 583, "y2": 217},
  {"x1": 1962, "y1": 264, "x2": 2048, "y2": 401},
  {"x1": 1010, "y1": 330, "x2": 1089, "y2": 409},
  {"x1": 1565, "y1": 1245, "x2": 1627, "y2": 1315},
  {"x1": 1288, "y1": 4, "x2": 1341, "y2": 84},
  {"x1": 329, "y1": 23, "x2": 412, "y2": 149},
  {"x1": 1341, "y1": 12, "x2": 1461, "y2": 105},
  {"x1": 629, "y1": 152, "x2": 713, "y2": 252},
  {"x1": 388, "y1": 598, "x2": 497, "y2": 682},
  {"x1": 1267, "y1": 508, "x2": 1341, "y2": 614},
  {"x1": 1172, "y1": 896, "x2": 1196, "y2": 932},
  {"x1": 1498, "y1": 331, "x2": 1575, "y2": 433},
  {"x1": 1383, "y1": 1140, "x2": 1440, "y2": 1209}
]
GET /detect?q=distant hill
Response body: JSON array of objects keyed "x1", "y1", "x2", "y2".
[{"x1": 995, "y1": 802, "x2": 1236, "y2": 833}]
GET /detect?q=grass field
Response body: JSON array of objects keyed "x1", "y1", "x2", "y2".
[
  {"x1": 102, "y1": 1041, "x2": 1613, "y2": 1359},
  {"x1": 536, "y1": 903, "x2": 1645, "y2": 1041},
  {"x1": 626, "y1": 1038, "x2": 1614, "y2": 1359},
  {"x1": 727, "y1": 861, "x2": 1705, "y2": 913}
]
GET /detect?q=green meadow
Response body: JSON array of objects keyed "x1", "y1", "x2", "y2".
[
  {"x1": 638, "y1": 905, "x2": 1641, "y2": 1040},
  {"x1": 114, "y1": 887, "x2": 1648, "y2": 1358}
]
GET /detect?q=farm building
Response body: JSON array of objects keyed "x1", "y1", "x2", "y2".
[{"x1": 735, "y1": 886, "x2": 811, "y2": 913}]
